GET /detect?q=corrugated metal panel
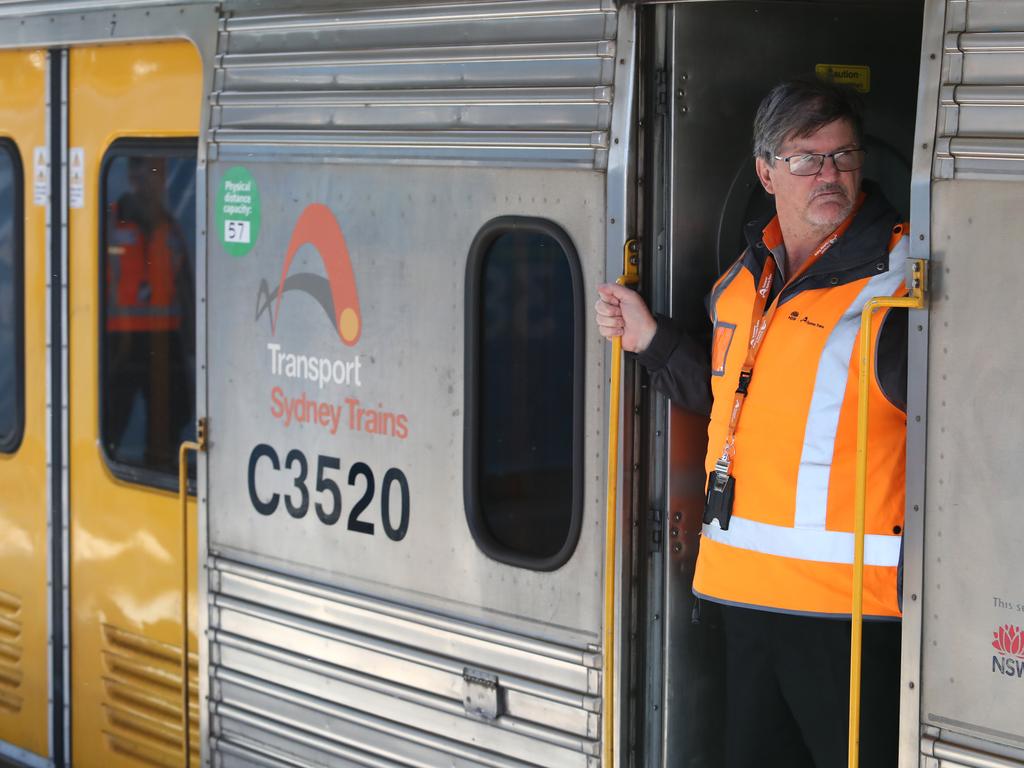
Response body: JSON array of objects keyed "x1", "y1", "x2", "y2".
[
  {"x1": 208, "y1": 557, "x2": 601, "y2": 767},
  {"x1": 0, "y1": 0, "x2": 211, "y2": 15},
  {"x1": 935, "y1": 0, "x2": 1024, "y2": 179},
  {"x1": 210, "y1": 0, "x2": 618, "y2": 167}
]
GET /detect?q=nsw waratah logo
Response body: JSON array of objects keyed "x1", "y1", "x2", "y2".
[
  {"x1": 255, "y1": 203, "x2": 361, "y2": 346},
  {"x1": 991, "y1": 624, "x2": 1024, "y2": 679}
]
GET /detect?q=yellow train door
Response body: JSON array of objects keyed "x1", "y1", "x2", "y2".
[
  {"x1": 67, "y1": 41, "x2": 201, "y2": 767},
  {"x1": 0, "y1": 48, "x2": 51, "y2": 765}
]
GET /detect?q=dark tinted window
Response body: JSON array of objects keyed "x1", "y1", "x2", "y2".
[
  {"x1": 0, "y1": 141, "x2": 23, "y2": 453},
  {"x1": 465, "y1": 218, "x2": 583, "y2": 570},
  {"x1": 100, "y1": 140, "x2": 196, "y2": 486}
]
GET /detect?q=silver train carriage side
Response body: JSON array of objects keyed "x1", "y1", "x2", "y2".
[{"x1": 0, "y1": 0, "x2": 1021, "y2": 766}]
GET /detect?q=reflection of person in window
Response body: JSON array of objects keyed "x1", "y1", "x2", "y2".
[{"x1": 105, "y1": 156, "x2": 193, "y2": 471}]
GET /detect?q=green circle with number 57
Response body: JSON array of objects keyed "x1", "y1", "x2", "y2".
[{"x1": 216, "y1": 166, "x2": 261, "y2": 257}]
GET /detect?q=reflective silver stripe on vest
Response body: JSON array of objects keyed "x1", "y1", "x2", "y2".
[
  {"x1": 792, "y1": 235, "x2": 909, "y2": 531},
  {"x1": 701, "y1": 517, "x2": 902, "y2": 566}
]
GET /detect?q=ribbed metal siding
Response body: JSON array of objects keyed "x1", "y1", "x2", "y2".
[
  {"x1": 208, "y1": 557, "x2": 601, "y2": 767},
  {"x1": 935, "y1": 0, "x2": 1024, "y2": 179},
  {"x1": 0, "y1": 0, "x2": 211, "y2": 15},
  {"x1": 210, "y1": 0, "x2": 617, "y2": 168}
]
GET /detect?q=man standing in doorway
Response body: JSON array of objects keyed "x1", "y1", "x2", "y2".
[{"x1": 595, "y1": 80, "x2": 907, "y2": 766}]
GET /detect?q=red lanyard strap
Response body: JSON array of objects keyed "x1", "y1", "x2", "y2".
[{"x1": 714, "y1": 198, "x2": 863, "y2": 475}]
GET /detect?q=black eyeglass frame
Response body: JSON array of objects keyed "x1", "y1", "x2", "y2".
[{"x1": 772, "y1": 147, "x2": 868, "y2": 176}]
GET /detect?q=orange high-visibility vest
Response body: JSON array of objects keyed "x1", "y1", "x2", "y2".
[
  {"x1": 693, "y1": 221, "x2": 909, "y2": 619},
  {"x1": 106, "y1": 213, "x2": 183, "y2": 333}
]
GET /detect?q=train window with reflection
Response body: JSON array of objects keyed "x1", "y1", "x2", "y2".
[
  {"x1": 0, "y1": 140, "x2": 23, "y2": 453},
  {"x1": 465, "y1": 217, "x2": 584, "y2": 571},
  {"x1": 100, "y1": 139, "x2": 197, "y2": 488}
]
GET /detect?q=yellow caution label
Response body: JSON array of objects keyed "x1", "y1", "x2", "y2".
[{"x1": 815, "y1": 64, "x2": 871, "y2": 94}]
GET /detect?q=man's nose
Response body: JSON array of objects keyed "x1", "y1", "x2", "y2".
[{"x1": 817, "y1": 155, "x2": 841, "y2": 180}]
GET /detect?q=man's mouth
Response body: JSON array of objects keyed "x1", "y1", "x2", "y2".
[{"x1": 810, "y1": 187, "x2": 847, "y2": 203}]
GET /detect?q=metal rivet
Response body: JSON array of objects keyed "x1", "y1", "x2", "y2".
[
  {"x1": 911, "y1": 594, "x2": 918, "y2": 601},
  {"x1": 909, "y1": 681, "x2": 915, "y2": 689},
  {"x1": 876, "y1": 262, "x2": 885, "y2": 271},
  {"x1": 829, "y1": 276, "x2": 839, "y2": 285}
]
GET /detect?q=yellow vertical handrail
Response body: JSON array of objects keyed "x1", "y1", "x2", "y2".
[
  {"x1": 603, "y1": 240, "x2": 639, "y2": 767},
  {"x1": 178, "y1": 418, "x2": 206, "y2": 768},
  {"x1": 849, "y1": 259, "x2": 926, "y2": 768}
]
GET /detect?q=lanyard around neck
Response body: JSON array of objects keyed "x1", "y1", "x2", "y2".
[{"x1": 714, "y1": 195, "x2": 864, "y2": 475}]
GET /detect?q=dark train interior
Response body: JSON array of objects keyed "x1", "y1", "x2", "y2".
[{"x1": 637, "y1": 2, "x2": 925, "y2": 763}]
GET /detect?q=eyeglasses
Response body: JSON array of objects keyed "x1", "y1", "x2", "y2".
[{"x1": 773, "y1": 148, "x2": 867, "y2": 176}]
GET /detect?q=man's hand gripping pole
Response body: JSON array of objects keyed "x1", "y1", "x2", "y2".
[{"x1": 603, "y1": 239, "x2": 639, "y2": 766}]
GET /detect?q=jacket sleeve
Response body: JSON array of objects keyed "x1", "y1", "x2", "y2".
[
  {"x1": 635, "y1": 314, "x2": 713, "y2": 417},
  {"x1": 876, "y1": 307, "x2": 908, "y2": 412}
]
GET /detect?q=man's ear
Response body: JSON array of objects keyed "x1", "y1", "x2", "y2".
[{"x1": 755, "y1": 156, "x2": 775, "y2": 195}]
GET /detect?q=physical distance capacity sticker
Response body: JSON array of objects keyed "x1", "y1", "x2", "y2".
[{"x1": 217, "y1": 166, "x2": 261, "y2": 257}]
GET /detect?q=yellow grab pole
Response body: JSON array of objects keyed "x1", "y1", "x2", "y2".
[
  {"x1": 603, "y1": 240, "x2": 639, "y2": 767},
  {"x1": 178, "y1": 418, "x2": 206, "y2": 768},
  {"x1": 849, "y1": 259, "x2": 925, "y2": 768}
]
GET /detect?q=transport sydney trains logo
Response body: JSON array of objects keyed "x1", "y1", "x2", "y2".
[
  {"x1": 992, "y1": 624, "x2": 1024, "y2": 679},
  {"x1": 255, "y1": 203, "x2": 362, "y2": 346}
]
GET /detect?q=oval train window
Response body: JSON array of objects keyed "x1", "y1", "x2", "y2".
[
  {"x1": 464, "y1": 217, "x2": 584, "y2": 571},
  {"x1": 0, "y1": 139, "x2": 23, "y2": 453}
]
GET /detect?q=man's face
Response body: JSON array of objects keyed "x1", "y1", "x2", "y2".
[{"x1": 755, "y1": 118, "x2": 862, "y2": 233}]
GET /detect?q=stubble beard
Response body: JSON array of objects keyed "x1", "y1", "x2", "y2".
[{"x1": 804, "y1": 183, "x2": 853, "y2": 231}]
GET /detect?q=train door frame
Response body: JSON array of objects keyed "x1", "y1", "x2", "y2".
[
  {"x1": 609, "y1": 6, "x2": 647, "y2": 765},
  {"x1": 0, "y1": 7, "x2": 216, "y2": 766},
  {"x1": 635, "y1": 2, "x2": 932, "y2": 766},
  {"x1": 899, "y1": 0, "x2": 944, "y2": 762}
]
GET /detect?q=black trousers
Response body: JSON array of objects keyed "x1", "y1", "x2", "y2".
[{"x1": 720, "y1": 604, "x2": 901, "y2": 768}]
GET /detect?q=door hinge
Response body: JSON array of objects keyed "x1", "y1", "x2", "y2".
[
  {"x1": 654, "y1": 69, "x2": 668, "y2": 117},
  {"x1": 462, "y1": 668, "x2": 502, "y2": 721},
  {"x1": 650, "y1": 507, "x2": 663, "y2": 551}
]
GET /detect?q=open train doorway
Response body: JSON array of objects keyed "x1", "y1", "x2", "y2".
[{"x1": 640, "y1": 2, "x2": 925, "y2": 765}]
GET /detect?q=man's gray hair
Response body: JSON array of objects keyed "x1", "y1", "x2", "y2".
[{"x1": 753, "y1": 79, "x2": 864, "y2": 163}]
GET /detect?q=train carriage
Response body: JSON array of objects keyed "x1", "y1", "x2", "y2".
[{"x1": 0, "y1": 1, "x2": 1022, "y2": 767}]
